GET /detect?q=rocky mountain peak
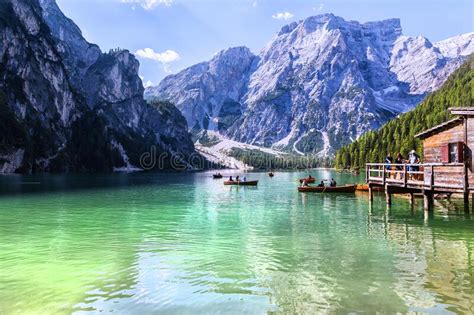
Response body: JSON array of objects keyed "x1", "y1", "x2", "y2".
[
  {"x1": 208, "y1": 46, "x2": 256, "y2": 77},
  {"x1": 147, "y1": 46, "x2": 257, "y2": 131},
  {"x1": 0, "y1": 0, "x2": 197, "y2": 173},
  {"x1": 435, "y1": 32, "x2": 474, "y2": 58},
  {"x1": 146, "y1": 14, "x2": 473, "y2": 157}
]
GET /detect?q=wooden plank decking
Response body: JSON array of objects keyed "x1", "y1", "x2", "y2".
[
  {"x1": 366, "y1": 163, "x2": 471, "y2": 211},
  {"x1": 366, "y1": 163, "x2": 466, "y2": 193}
]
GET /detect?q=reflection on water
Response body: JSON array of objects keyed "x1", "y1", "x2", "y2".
[{"x1": 0, "y1": 171, "x2": 472, "y2": 314}]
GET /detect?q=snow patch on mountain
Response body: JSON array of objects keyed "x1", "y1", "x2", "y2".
[
  {"x1": 147, "y1": 14, "x2": 473, "y2": 157},
  {"x1": 318, "y1": 131, "x2": 330, "y2": 157},
  {"x1": 434, "y1": 32, "x2": 474, "y2": 58},
  {"x1": 195, "y1": 131, "x2": 285, "y2": 169}
]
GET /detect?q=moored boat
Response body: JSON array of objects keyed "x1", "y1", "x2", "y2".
[
  {"x1": 298, "y1": 184, "x2": 356, "y2": 193},
  {"x1": 355, "y1": 184, "x2": 369, "y2": 191},
  {"x1": 355, "y1": 184, "x2": 383, "y2": 192},
  {"x1": 299, "y1": 177, "x2": 316, "y2": 184},
  {"x1": 213, "y1": 174, "x2": 223, "y2": 179},
  {"x1": 224, "y1": 180, "x2": 258, "y2": 186}
]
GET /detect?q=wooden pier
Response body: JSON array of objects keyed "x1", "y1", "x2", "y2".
[
  {"x1": 366, "y1": 108, "x2": 474, "y2": 212},
  {"x1": 366, "y1": 163, "x2": 469, "y2": 210}
]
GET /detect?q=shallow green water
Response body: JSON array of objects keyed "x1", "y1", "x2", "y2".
[{"x1": 0, "y1": 170, "x2": 473, "y2": 314}]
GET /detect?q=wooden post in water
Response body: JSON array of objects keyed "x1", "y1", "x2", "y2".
[
  {"x1": 423, "y1": 191, "x2": 433, "y2": 211},
  {"x1": 385, "y1": 185, "x2": 391, "y2": 205},
  {"x1": 368, "y1": 184, "x2": 373, "y2": 203},
  {"x1": 464, "y1": 192, "x2": 469, "y2": 212},
  {"x1": 409, "y1": 193, "x2": 414, "y2": 205},
  {"x1": 471, "y1": 193, "x2": 474, "y2": 214}
]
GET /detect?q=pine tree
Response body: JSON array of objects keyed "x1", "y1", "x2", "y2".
[{"x1": 335, "y1": 55, "x2": 474, "y2": 170}]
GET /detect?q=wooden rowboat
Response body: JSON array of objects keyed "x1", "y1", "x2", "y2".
[
  {"x1": 224, "y1": 180, "x2": 258, "y2": 186},
  {"x1": 355, "y1": 184, "x2": 383, "y2": 192},
  {"x1": 213, "y1": 174, "x2": 223, "y2": 179},
  {"x1": 268, "y1": 172, "x2": 274, "y2": 177},
  {"x1": 298, "y1": 184, "x2": 356, "y2": 193},
  {"x1": 355, "y1": 184, "x2": 369, "y2": 191},
  {"x1": 299, "y1": 177, "x2": 316, "y2": 184}
]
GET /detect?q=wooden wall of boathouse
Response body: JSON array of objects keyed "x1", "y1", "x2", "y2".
[
  {"x1": 422, "y1": 123, "x2": 464, "y2": 163},
  {"x1": 466, "y1": 117, "x2": 474, "y2": 188},
  {"x1": 421, "y1": 115, "x2": 474, "y2": 191}
]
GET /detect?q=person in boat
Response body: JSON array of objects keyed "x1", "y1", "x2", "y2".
[
  {"x1": 243, "y1": 176, "x2": 247, "y2": 182},
  {"x1": 301, "y1": 179, "x2": 309, "y2": 187},
  {"x1": 229, "y1": 176, "x2": 234, "y2": 181},
  {"x1": 236, "y1": 175, "x2": 240, "y2": 182},
  {"x1": 330, "y1": 178, "x2": 336, "y2": 187},
  {"x1": 317, "y1": 180, "x2": 325, "y2": 187},
  {"x1": 308, "y1": 175, "x2": 313, "y2": 179},
  {"x1": 395, "y1": 153, "x2": 404, "y2": 179}
]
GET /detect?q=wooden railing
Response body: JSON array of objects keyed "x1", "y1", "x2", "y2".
[{"x1": 366, "y1": 163, "x2": 465, "y2": 190}]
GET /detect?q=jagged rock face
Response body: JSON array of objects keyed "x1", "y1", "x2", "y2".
[
  {"x1": 146, "y1": 47, "x2": 256, "y2": 132},
  {"x1": 0, "y1": 0, "x2": 81, "y2": 172},
  {"x1": 38, "y1": 0, "x2": 101, "y2": 91},
  {"x1": 147, "y1": 14, "x2": 473, "y2": 156},
  {"x1": 434, "y1": 33, "x2": 474, "y2": 58},
  {"x1": 228, "y1": 15, "x2": 418, "y2": 153},
  {"x1": 0, "y1": 0, "x2": 196, "y2": 173},
  {"x1": 389, "y1": 35, "x2": 473, "y2": 94}
]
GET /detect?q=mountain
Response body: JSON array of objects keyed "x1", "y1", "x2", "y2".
[
  {"x1": 147, "y1": 14, "x2": 473, "y2": 156},
  {"x1": 434, "y1": 33, "x2": 474, "y2": 58},
  {"x1": 389, "y1": 34, "x2": 472, "y2": 94},
  {"x1": 0, "y1": 0, "x2": 197, "y2": 173},
  {"x1": 334, "y1": 54, "x2": 473, "y2": 170},
  {"x1": 147, "y1": 47, "x2": 257, "y2": 132}
]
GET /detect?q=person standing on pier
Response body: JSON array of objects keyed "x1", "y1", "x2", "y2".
[
  {"x1": 385, "y1": 153, "x2": 393, "y2": 178},
  {"x1": 408, "y1": 150, "x2": 420, "y2": 180},
  {"x1": 395, "y1": 153, "x2": 404, "y2": 179}
]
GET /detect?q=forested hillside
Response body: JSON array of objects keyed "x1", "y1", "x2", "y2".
[{"x1": 334, "y1": 54, "x2": 474, "y2": 170}]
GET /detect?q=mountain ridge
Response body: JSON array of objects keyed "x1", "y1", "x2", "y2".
[
  {"x1": 147, "y1": 14, "x2": 473, "y2": 156},
  {"x1": 334, "y1": 54, "x2": 474, "y2": 170},
  {"x1": 0, "y1": 0, "x2": 197, "y2": 173}
]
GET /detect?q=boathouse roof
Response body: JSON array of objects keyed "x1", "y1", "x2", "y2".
[
  {"x1": 414, "y1": 107, "x2": 474, "y2": 140},
  {"x1": 449, "y1": 107, "x2": 474, "y2": 116},
  {"x1": 414, "y1": 117, "x2": 464, "y2": 140}
]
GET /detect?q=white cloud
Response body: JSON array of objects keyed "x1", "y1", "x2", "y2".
[
  {"x1": 135, "y1": 48, "x2": 180, "y2": 63},
  {"x1": 135, "y1": 48, "x2": 180, "y2": 73},
  {"x1": 139, "y1": 76, "x2": 154, "y2": 88},
  {"x1": 272, "y1": 11, "x2": 294, "y2": 20},
  {"x1": 144, "y1": 80, "x2": 154, "y2": 88},
  {"x1": 121, "y1": 0, "x2": 173, "y2": 10},
  {"x1": 313, "y1": 3, "x2": 325, "y2": 11}
]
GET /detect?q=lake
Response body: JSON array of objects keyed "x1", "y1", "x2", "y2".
[{"x1": 0, "y1": 170, "x2": 473, "y2": 314}]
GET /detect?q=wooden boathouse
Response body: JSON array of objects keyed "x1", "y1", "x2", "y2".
[{"x1": 366, "y1": 108, "x2": 474, "y2": 211}]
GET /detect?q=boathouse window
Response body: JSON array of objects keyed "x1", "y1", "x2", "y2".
[
  {"x1": 446, "y1": 142, "x2": 464, "y2": 163},
  {"x1": 449, "y1": 143, "x2": 458, "y2": 162}
]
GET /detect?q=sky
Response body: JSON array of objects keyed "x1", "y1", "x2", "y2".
[{"x1": 56, "y1": 0, "x2": 473, "y2": 86}]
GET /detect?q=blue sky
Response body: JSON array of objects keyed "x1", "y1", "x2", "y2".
[{"x1": 56, "y1": 0, "x2": 473, "y2": 86}]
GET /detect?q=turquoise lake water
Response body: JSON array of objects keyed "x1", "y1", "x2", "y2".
[{"x1": 0, "y1": 170, "x2": 473, "y2": 314}]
